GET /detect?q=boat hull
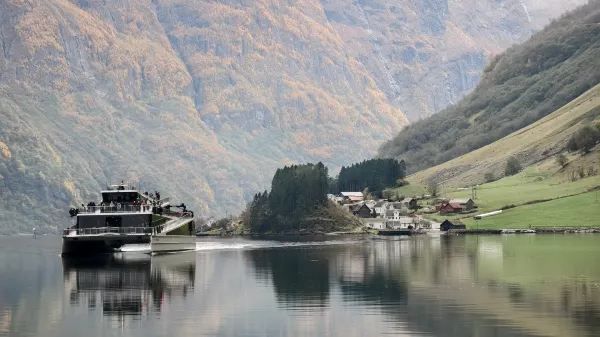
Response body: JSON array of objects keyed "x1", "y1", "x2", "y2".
[
  {"x1": 150, "y1": 235, "x2": 196, "y2": 254},
  {"x1": 62, "y1": 235, "x2": 150, "y2": 255}
]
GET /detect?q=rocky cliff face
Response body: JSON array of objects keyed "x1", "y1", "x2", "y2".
[
  {"x1": 320, "y1": 0, "x2": 587, "y2": 120},
  {"x1": 0, "y1": 0, "x2": 583, "y2": 232}
]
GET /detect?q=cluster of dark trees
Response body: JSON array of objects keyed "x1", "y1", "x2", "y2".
[
  {"x1": 378, "y1": 2, "x2": 600, "y2": 174},
  {"x1": 244, "y1": 163, "x2": 329, "y2": 233},
  {"x1": 504, "y1": 156, "x2": 523, "y2": 176},
  {"x1": 567, "y1": 125, "x2": 600, "y2": 153},
  {"x1": 329, "y1": 159, "x2": 406, "y2": 196}
]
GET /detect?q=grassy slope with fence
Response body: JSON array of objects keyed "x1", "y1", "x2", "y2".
[
  {"x1": 383, "y1": 82, "x2": 600, "y2": 229},
  {"x1": 387, "y1": 149, "x2": 600, "y2": 229}
]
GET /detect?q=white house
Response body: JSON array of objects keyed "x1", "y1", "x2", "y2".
[
  {"x1": 373, "y1": 201, "x2": 388, "y2": 217},
  {"x1": 385, "y1": 211, "x2": 417, "y2": 229},
  {"x1": 385, "y1": 209, "x2": 401, "y2": 221},
  {"x1": 363, "y1": 218, "x2": 385, "y2": 230}
]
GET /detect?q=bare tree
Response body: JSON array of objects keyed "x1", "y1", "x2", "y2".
[
  {"x1": 556, "y1": 153, "x2": 568, "y2": 168},
  {"x1": 427, "y1": 178, "x2": 439, "y2": 197}
]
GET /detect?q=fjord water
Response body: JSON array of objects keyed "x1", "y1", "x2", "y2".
[{"x1": 1, "y1": 235, "x2": 599, "y2": 337}]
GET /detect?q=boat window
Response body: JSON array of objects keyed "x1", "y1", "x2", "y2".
[
  {"x1": 102, "y1": 192, "x2": 138, "y2": 203},
  {"x1": 105, "y1": 216, "x2": 122, "y2": 227}
]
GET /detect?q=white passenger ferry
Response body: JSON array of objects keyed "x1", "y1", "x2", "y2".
[{"x1": 62, "y1": 182, "x2": 196, "y2": 255}]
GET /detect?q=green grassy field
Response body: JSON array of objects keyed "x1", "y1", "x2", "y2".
[
  {"x1": 387, "y1": 182, "x2": 427, "y2": 198},
  {"x1": 389, "y1": 154, "x2": 600, "y2": 228},
  {"x1": 445, "y1": 165, "x2": 599, "y2": 212},
  {"x1": 427, "y1": 161, "x2": 600, "y2": 228},
  {"x1": 464, "y1": 191, "x2": 600, "y2": 229}
]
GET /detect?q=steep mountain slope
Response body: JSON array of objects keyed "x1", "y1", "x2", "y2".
[
  {"x1": 321, "y1": 0, "x2": 587, "y2": 120},
  {"x1": 409, "y1": 84, "x2": 600, "y2": 187},
  {"x1": 379, "y1": 1, "x2": 600, "y2": 172},
  {"x1": 0, "y1": 0, "x2": 583, "y2": 233},
  {"x1": 0, "y1": 0, "x2": 406, "y2": 233}
]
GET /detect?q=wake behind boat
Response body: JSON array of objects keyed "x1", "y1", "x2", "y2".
[{"x1": 62, "y1": 182, "x2": 196, "y2": 255}]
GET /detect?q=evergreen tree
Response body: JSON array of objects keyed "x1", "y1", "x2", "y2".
[
  {"x1": 247, "y1": 163, "x2": 329, "y2": 233},
  {"x1": 335, "y1": 158, "x2": 406, "y2": 195}
]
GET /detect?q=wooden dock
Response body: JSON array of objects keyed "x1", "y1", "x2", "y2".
[{"x1": 378, "y1": 229, "x2": 425, "y2": 236}]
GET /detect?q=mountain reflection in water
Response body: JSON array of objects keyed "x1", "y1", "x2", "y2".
[
  {"x1": 0, "y1": 235, "x2": 599, "y2": 337},
  {"x1": 244, "y1": 236, "x2": 600, "y2": 337}
]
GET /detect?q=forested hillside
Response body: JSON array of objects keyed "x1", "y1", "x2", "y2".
[
  {"x1": 330, "y1": 159, "x2": 405, "y2": 196},
  {"x1": 379, "y1": 1, "x2": 600, "y2": 173},
  {"x1": 243, "y1": 163, "x2": 354, "y2": 233}
]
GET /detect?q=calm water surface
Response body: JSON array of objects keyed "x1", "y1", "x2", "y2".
[{"x1": 1, "y1": 234, "x2": 599, "y2": 337}]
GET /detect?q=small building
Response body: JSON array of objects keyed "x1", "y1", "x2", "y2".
[
  {"x1": 388, "y1": 202, "x2": 410, "y2": 214},
  {"x1": 386, "y1": 215, "x2": 417, "y2": 229},
  {"x1": 353, "y1": 204, "x2": 375, "y2": 218},
  {"x1": 449, "y1": 198, "x2": 475, "y2": 211},
  {"x1": 363, "y1": 218, "x2": 385, "y2": 230},
  {"x1": 373, "y1": 201, "x2": 388, "y2": 217},
  {"x1": 340, "y1": 192, "x2": 364, "y2": 203},
  {"x1": 438, "y1": 202, "x2": 464, "y2": 214},
  {"x1": 440, "y1": 220, "x2": 466, "y2": 231},
  {"x1": 385, "y1": 209, "x2": 401, "y2": 221}
]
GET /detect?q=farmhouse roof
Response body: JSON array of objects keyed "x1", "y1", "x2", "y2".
[
  {"x1": 385, "y1": 210, "x2": 398, "y2": 217},
  {"x1": 450, "y1": 198, "x2": 472, "y2": 204},
  {"x1": 341, "y1": 192, "x2": 364, "y2": 197}
]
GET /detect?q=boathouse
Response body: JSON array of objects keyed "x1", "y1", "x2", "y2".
[{"x1": 440, "y1": 220, "x2": 466, "y2": 231}]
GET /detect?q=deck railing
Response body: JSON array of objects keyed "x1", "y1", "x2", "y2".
[
  {"x1": 162, "y1": 209, "x2": 194, "y2": 218},
  {"x1": 78, "y1": 204, "x2": 153, "y2": 214},
  {"x1": 63, "y1": 226, "x2": 153, "y2": 236},
  {"x1": 64, "y1": 211, "x2": 194, "y2": 236}
]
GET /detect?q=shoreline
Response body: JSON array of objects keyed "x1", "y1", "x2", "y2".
[
  {"x1": 447, "y1": 227, "x2": 600, "y2": 235},
  {"x1": 196, "y1": 226, "x2": 600, "y2": 238}
]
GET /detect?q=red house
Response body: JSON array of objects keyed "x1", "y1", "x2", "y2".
[{"x1": 438, "y1": 202, "x2": 464, "y2": 214}]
